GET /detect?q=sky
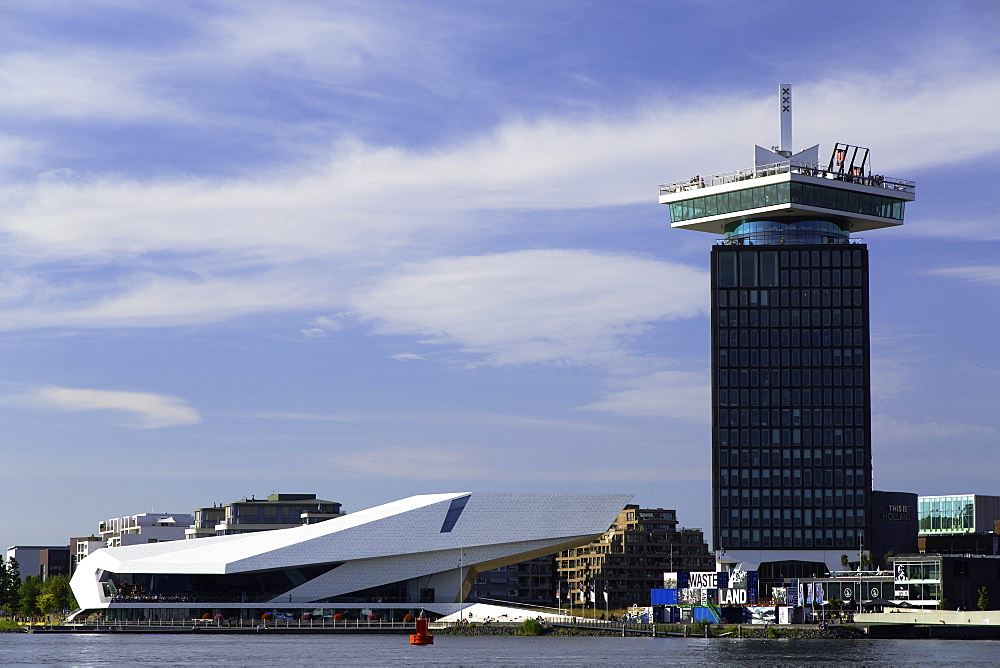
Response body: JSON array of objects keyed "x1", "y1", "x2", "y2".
[{"x1": 1, "y1": 1, "x2": 998, "y2": 548}]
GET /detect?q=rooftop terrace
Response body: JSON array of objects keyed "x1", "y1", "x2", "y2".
[{"x1": 659, "y1": 161, "x2": 915, "y2": 198}]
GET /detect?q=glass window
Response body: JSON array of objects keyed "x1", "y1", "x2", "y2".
[
  {"x1": 740, "y1": 252, "x2": 757, "y2": 286},
  {"x1": 719, "y1": 252, "x2": 737, "y2": 287},
  {"x1": 763, "y1": 184, "x2": 776, "y2": 206},
  {"x1": 760, "y1": 251, "x2": 778, "y2": 287},
  {"x1": 669, "y1": 203, "x2": 685, "y2": 222}
]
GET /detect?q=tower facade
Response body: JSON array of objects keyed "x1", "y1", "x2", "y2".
[{"x1": 659, "y1": 85, "x2": 915, "y2": 577}]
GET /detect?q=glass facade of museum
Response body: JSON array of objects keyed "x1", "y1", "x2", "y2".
[{"x1": 712, "y1": 241, "x2": 871, "y2": 550}]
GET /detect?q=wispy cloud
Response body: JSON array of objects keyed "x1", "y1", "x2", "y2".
[
  {"x1": 10, "y1": 385, "x2": 200, "y2": 428},
  {"x1": 0, "y1": 65, "x2": 996, "y2": 341},
  {"x1": 927, "y1": 265, "x2": 1000, "y2": 289},
  {"x1": 351, "y1": 250, "x2": 707, "y2": 367},
  {"x1": 907, "y1": 216, "x2": 1000, "y2": 242},
  {"x1": 873, "y1": 415, "x2": 996, "y2": 445},
  {"x1": 869, "y1": 356, "x2": 916, "y2": 401},
  {"x1": 581, "y1": 370, "x2": 710, "y2": 422}
]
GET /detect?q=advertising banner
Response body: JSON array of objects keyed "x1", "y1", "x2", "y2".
[
  {"x1": 689, "y1": 572, "x2": 721, "y2": 589},
  {"x1": 778, "y1": 606, "x2": 793, "y2": 625},
  {"x1": 728, "y1": 568, "x2": 749, "y2": 589},
  {"x1": 717, "y1": 588, "x2": 749, "y2": 606},
  {"x1": 679, "y1": 588, "x2": 700, "y2": 605},
  {"x1": 747, "y1": 607, "x2": 776, "y2": 625}
]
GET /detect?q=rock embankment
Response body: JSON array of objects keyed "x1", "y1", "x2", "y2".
[
  {"x1": 435, "y1": 623, "x2": 866, "y2": 639},
  {"x1": 738, "y1": 625, "x2": 865, "y2": 639},
  {"x1": 436, "y1": 624, "x2": 618, "y2": 637}
]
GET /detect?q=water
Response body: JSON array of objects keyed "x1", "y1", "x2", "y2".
[{"x1": 1, "y1": 634, "x2": 997, "y2": 667}]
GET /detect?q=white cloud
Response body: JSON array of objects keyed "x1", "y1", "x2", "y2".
[
  {"x1": 0, "y1": 50, "x2": 194, "y2": 124},
  {"x1": 299, "y1": 314, "x2": 351, "y2": 338},
  {"x1": 873, "y1": 415, "x2": 996, "y2": 445},
  {"x1": 351, "y1": 249, "x2": 707, "y2": 367},
  {"x1": 0, "y1": 2, "x2": 473, "y2": 131},
  {"x1": 907, "y1": 216, "x2": 1000, "y2": 242},
  {"x1": 869, "y1": 356, "x2": 915, "y2": 401},
  {"x1": 0, "y1": 269, "x2": 336, "y2": 332},
  {"x1": 581, "y1": 370, "x2": 710, "y2": 422},
  {"x1": 0, "y1": 12, "x2": 997, "y2": 349},
  {"x1": 4, "y1": 65, "x2": 998, "y2": 264},
  {"x1": 795, "y1": 75, "x2": 1000, "y2": 174},
  {"x1": 12, "y1": 386, "x2": 200, "y2": 428},
  {"x1": 927, "y1": 265, "x2": 1000, "y2": 289},
  {"x1": 0, "y1": 134, "x2": 42, "y2": 175}
]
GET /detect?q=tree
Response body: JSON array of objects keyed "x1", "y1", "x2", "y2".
[
  {"x1": 0, "y1": 557, "x2": 21, "y2": 615},
  {"x1": 840, "y1": 554, "x2": 849, "y2": 569},
  {"x1": 17, "y1": 576, "x2": 42, "y2": 617},
  {"x1": 42, "y1": 575, "x2": 76, "y2": 612},
  {"x1": 37, "y1": 592, "x2": 59, "y2": 616},
  {"x1": 937, "y1": 587, "x2": 948, "y2": 611},
  {"x1": 882, "y1": 551, "x2": 894, "y2": 570},
  {"x1": 977, "y1": 586, "x2": 990, "y2": 612},
  {"x1": 0, "y1": 556, "x2": 8, "y2": 612}
]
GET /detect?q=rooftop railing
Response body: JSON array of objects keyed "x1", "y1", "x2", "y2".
[
  {"x1": 714, "y1": 236, "x2": 866, "y2": 245},
  {"x1": 660, "y1": 162, "x2": 915, "y2": 197}
]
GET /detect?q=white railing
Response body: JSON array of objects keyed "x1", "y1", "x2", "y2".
[{"x1": 659, "y1": 162, "x2": 915, "y2": 196}]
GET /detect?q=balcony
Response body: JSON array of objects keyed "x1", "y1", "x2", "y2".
[{"x1": 659, "y1": 161, "x2": 914, "y2": 197}]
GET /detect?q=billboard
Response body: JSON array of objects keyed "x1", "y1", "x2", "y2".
[
  {"x1": 679, "y1": 588, "x2": 716, "y2": 605},
  {"x1": 717, "y1": 588, "x2": 749, "y2": 606},
  {"x1": 689, "y1": 571, "x2": 726, "y2": 589},
  {"x1": 747, "y1": 606, "x2": 776, "y2": 624}
]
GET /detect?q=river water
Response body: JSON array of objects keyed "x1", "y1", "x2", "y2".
[{"x1": 1, "y1": 634, "x2": 997, "y2": 666}]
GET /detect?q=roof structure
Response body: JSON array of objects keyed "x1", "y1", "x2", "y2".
[{"x1": 70, "y1": 492, "x2": 632, "y2": 615}]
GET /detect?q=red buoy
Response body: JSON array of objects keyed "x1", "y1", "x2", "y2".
[{"x1": 410, "y1": 616, "x2": 434, "y2": 645}]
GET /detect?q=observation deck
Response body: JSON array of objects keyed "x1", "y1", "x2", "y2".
[{"x1": 659, "y1": 160, "x2": 916, "y2": 236}]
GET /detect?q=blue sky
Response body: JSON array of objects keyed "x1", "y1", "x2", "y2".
[{"x1": 1, "y1": 1, "x2": 998, "y2": 547}]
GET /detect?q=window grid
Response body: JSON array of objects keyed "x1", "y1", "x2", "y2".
[{"x1": 712, "y1": 245, "x2": 871, "y2": 550}]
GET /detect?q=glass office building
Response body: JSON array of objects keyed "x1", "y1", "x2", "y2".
[
  {"x1": 711, "y1": 241, "x2": 871, "y2": 551},
  {"x1": 918, "y1": 495, "x2": 1000, "y2": 535},
  {"x1": 659, "y1": 85, "x2": 915, "y2": 576}
]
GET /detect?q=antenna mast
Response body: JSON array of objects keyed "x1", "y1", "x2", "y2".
[{"x1": 779, "y1": 84, "x2": 792, "y2": 155}]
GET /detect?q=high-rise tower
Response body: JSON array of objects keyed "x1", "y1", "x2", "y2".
[{"x1": 659, "y1": 85, "x2": 915, "y2": 580}]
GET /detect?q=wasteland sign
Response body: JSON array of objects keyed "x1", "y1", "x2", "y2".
[{"x1": 717, "y1": 588, "x2": 749, "y2": 606}]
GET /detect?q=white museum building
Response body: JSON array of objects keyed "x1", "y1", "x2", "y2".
[{"x1": 69, "y1": 492, "x2": 631, "y2": 621}]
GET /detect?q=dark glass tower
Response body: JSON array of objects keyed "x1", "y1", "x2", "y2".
[{"x1": 659, "y1": 85, "x2": 915, "y2": 575}]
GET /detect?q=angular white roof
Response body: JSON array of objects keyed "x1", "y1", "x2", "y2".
[{"x1": 72, "y1": 492, "x2": 632, "y2": 610}]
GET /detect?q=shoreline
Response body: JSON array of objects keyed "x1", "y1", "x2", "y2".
[
  {"x1": 13, "y1": 621, "x2": 1000, "y2": 640},
  {"x1": 436, "y1": 623, "x2": 865, "y2": 639}
]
